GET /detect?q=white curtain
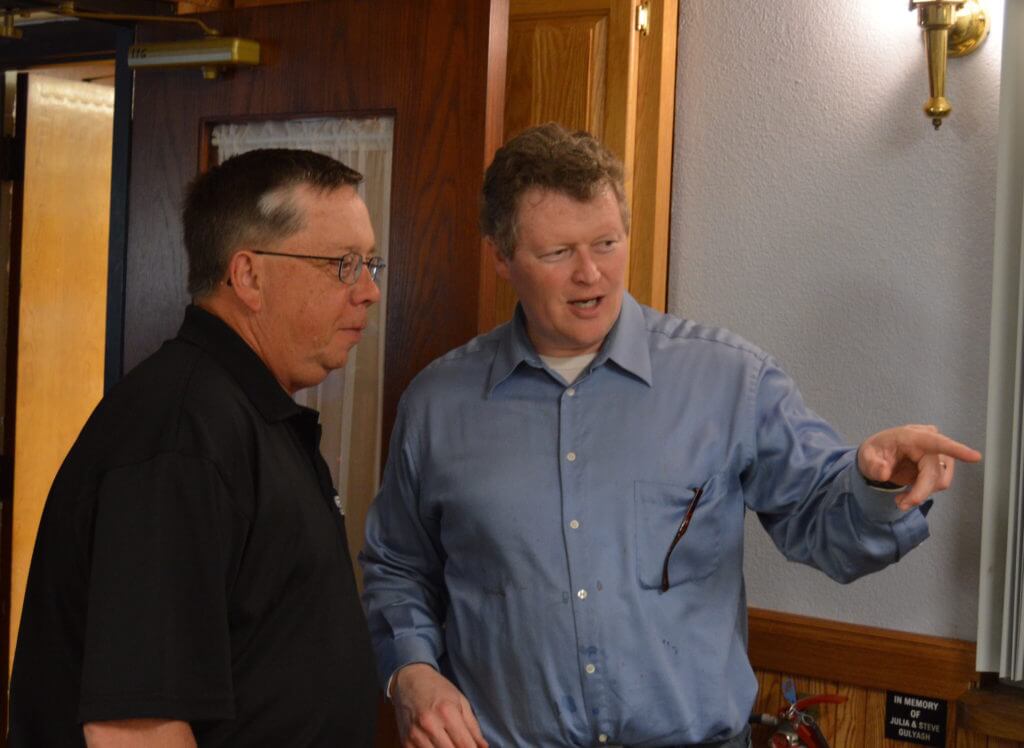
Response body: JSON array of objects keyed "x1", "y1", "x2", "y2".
[
  {"x1": 977, "y1": 1, "x2": 1024, "y2": 684},
  {"x1": 210, "y1": 117, "x2": 394, "y2": 521}
]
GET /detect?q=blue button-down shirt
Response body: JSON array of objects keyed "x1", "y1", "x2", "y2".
[{"x1": 361, "y1": 294, "x2": 929, "y2": 747}]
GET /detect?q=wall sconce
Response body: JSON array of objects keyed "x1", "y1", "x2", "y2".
[{"x1": 909, "y1": 0, "x2": 990, "y2": 130}]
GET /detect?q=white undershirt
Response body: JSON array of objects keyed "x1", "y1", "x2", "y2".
[{"x1": 539, "y1": 352, "x2": 598, "y2": 385}]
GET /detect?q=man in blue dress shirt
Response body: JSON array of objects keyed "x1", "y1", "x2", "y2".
[{"x1": 360, "y1": 123, "x2": 980, "y2": 748}]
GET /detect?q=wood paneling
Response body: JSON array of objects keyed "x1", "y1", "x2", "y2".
[
  {"x1": 749, "y1": 607, "x2": 978, "y2": 700},
  {"x1": 8, "y1": 73, "x2": 114, "y2": 671},
  {"x1": 959, "y1": 685, "x2": 1024, "y2": 743},
  {"x1": 756, "y1": 668, "x2": 1024, "y2": 748},
  {"x1": 486, "y1": 0, "x2": 639, "y2": 329},
  {"x1": 118, "y1": 6, "x2": 508, "y2": 745},
  {"x1": 750, "y1": 609, "x2": 1024, "y2": 748},
  {"x1": 125, "y1": 0, "x2": 508, "y2": 464},
  {"x1": 629, "y1": 0, "x2": 676, "y2": 311},
  {"x1": 503, "y1": 12, "x2": 608, "y2": 140},
  {"x1": 484, "y1": 0, "x2": 675, "y2": 331}
]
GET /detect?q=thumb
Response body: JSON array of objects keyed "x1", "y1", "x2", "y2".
[{"x1": 857, "y1": 446, "x2": 894, "y2": 483}]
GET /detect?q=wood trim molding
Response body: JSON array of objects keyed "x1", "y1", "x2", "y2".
[
  {"x1": 747, "y1": 608, "x2": 978, "y2": 701},
  {"x1": 957, "y1": 683, "x2": 1024, "y2": 742}
]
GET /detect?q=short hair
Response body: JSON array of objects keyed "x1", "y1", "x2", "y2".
[
  {"x1": 183, "y1": 148, "x2": 363, "y2": 297},
  {"x1": 480, "y1": 123, "x2": 629, "y2": 259}
]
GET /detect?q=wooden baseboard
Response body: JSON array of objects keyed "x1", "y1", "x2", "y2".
[
  {"x1": 957, "y1": 682, "x2": 1024, "y2": 742},
  {"x1": 747, "y1": 607, "x2": 978, "y2": 701}
]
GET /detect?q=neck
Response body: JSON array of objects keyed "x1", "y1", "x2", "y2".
[{"x1": 195, "y1": 292, "x2": 293, "y2": 394}]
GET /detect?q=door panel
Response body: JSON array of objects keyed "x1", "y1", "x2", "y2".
[
  {"x1": 127, "y1": 1, "x2": 506, "y2": 445},
  {"x1": 126, "y1": 8, "x2": 506, "y2": 742},
  {"x1": 8, "y1": 73, "x2": 113, "y2": 673},
  {"x1": 488, "y1": 0, "x2": 639, "y2": 328},
  {"x1": 504, "y1": 12, "x2": 608, "y2": 140},
  {"x1": 486, "y1": 0, "x2": 676, "y2": 328}
]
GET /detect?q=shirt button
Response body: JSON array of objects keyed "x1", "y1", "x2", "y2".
[
  {"x1": 585, "y1": 663, "x2": 596, "y2": 674},
  {"x1": 577, "y1": 589, "x2": 588, "y2": 599},
  {"x1": 598, "y1": 735, "x2": 608, "y2": 744},
  {"x1": 569, "y1": 519, "x2": 580, "y2": 529},
  {"x1": 566, "y1": 451, "x2": 577, "y2": 462},
  {"x1": 567, "y1": 387, "x2": 576, "y2": 397}
]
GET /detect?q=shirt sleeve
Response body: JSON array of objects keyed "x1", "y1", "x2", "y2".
[
  {"x1": 743, "y1": 358, "x2": 930, "y2": 583},
  {"x1": 78, "y1": 452, "x2": 244, "y2": 724},
  {"x1": 360, "y1": 397, "x2": 449, "y2": 689}
]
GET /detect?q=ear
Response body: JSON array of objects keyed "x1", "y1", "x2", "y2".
[
  {"x1": 225, "y1": 250, "x2": 263, "y2": 312},
  {"x1": 487, "y1": 238, "x2": 512, "y2": 282}
]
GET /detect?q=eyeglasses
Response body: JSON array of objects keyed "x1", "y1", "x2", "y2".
[
  {"x1": 253, "y1": 250, "x2": 386, "y2": 285},
  {"x1": 660, "y1": 484, "x2": 705, "y2": 593}
]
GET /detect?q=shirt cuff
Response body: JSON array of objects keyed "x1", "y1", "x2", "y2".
[
  {"x1": 386, "y1": 661, "x2": 439, "y2": 699},
  {"x1": 848, "y1": 464, "x2": 931, "y2": 557},
  {"x1": 849, "y1": 463, "x2": 911, "y2": 524},
  {"x1": 378, "y1": 633, "x2": 441, "y2": 691}
]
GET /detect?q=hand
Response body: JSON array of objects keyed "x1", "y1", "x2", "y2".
[
  {"x1": 392, "y1": 663, "x2": 488, "y2": 748},
  {"x1": 858, "y1": 424, "x2": 982, "y2": 511}
]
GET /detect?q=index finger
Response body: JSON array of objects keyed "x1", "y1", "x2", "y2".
[
  {"x1": 438, "y1": 703, "x2": 486, "y2": 748},
  {"x1": 909, "y1": 432, "x2": 982, "y2": 464},
  {"x1": 460, "y1": 700, "x2": 488, "y2": 748}
]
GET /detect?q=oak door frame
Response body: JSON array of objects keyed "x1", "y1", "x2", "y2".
[{"x1": 0, "y1": 20, "x2": 134, "y2": 738}]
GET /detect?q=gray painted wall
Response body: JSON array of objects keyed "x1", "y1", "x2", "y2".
[{"x1": 668, "y1": 0, "x2": 1003, "y2": 640}]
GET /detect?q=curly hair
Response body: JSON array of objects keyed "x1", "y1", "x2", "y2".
[{"x1": 481, "y1": 123, "x2": 629, "y2": 259}]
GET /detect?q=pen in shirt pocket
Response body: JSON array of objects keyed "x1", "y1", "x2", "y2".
[{"x1": 660, "y1": 480, "x2": 707, "y2": 593}]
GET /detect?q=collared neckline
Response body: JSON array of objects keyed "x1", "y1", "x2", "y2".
[
  {"x1": 176, "y1": 305, "x2": 305, "y2": 424},
  {"x1": 486, "y1": 292, "x2": 653, "y2": 393},
  {"x1": 596, "y1": 293, "x2": 653, "y2": 386}
]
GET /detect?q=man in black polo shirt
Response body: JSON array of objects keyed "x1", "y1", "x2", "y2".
[{"x1": 8, "y1": 149, "x2": 381, "y2": 746}]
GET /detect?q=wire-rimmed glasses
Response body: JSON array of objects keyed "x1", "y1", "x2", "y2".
[{"x1": 253, "y1": 250, "x2": 386, "y2": 285}]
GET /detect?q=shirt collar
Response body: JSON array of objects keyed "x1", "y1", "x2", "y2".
[
  {"x1": 486, "y1": 292, "x2": 653, "y2": 393},
  {"x1": 176, "y1": 304, "x2": 305, "y2": 423}
]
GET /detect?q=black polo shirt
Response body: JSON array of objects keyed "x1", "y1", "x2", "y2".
[{"x1": 8, "y1": 305, "x2": 377, "y2": 747}]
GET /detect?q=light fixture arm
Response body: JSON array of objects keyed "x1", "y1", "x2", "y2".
[
  {"x1": 55, "y1": 0, "x2": 221, "y2": 37},
  {"x1": 909, "y1": 0, "x2": 990, "y2": 130}
]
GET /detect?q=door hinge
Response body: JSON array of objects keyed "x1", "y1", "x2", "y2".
[
  {"x1": 0, "y1": 134, "x2": 21, "y2": 181},
  {"x1": 636, "y1": 2, "x2": 650, "y2": 36}
]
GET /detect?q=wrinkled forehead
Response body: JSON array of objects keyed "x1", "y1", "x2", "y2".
[{"x1": 281, "y1": 183, "x2": 376, "y2": 250}]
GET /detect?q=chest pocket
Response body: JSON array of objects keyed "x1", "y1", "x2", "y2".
[{"x1": 635, "y1": 473, "x2": 725, "y2": 590}]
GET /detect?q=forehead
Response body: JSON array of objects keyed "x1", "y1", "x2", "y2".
[
  {"x1": 288, "y1": 183, "x2": 375, "y2": 251},
  {"x1": 514, "y1": 186, "x2": 623, "y2": 242}
]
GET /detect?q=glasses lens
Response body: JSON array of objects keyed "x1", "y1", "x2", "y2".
[
  {"x1": 367, "y1": 257, "x2": 385, "y2": 282},
  {"x1": 339, "y1": 254, "x2": 360, "y2": 284}
]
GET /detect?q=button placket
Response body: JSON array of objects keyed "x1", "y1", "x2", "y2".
[{"x1": 559, "y1": 377, "x2": 606, "y2": 739}]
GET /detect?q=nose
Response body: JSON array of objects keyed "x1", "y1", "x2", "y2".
[
  {"x1": 352, "y1": 267, "x2": 382, "y2": 305},
  {"x1": 571, "y1": 249, "x2": 601, "y2": 285}
]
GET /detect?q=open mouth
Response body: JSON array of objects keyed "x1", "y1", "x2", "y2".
[{"x1": 570, "y1": 297, "x2": 601, "y2": 309}]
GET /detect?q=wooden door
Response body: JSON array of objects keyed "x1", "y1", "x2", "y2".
[
  {"x1": 6, "y1": 73, "x2": 114, "y2": 674},
  {"x1": 124, "y1": 7, "x2": 506, "y2": 741},
  {"x1": 126, "y1": 0, "x2": 506, "y2": 524},
  {"x1": 481, "y1": 0, "x2": 677, "y2": 329}
]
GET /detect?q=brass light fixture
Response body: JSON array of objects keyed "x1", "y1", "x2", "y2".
[
  {"x1": 909, "y1": 0, "x2": 990, "y2": 130},
  {"x1": 2, "y1": 1, "x2": 260, "y2": 80}
]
